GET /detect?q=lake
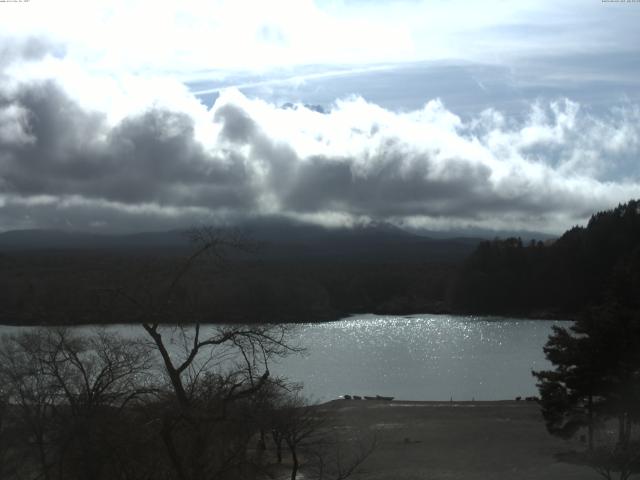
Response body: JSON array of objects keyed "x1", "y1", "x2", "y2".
[{"x1": 0, "y1": 314, "x2": 569, "y2": 402}]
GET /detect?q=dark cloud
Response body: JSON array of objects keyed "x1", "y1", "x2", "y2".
[
  {"x1": 280, "y1": 154, "x2": 495, "y2": 218},
  {"x1": 214, "y1": 104, "x2": 258, "y2": 144},
  {"x1": 0, "y1": 81, "x2": 258, "y2": 230},
  {"x1": 1, "y1": 69, "x2": 639, "y2": 234},
  {"x1": 106, "y1": 109, "x2": 254, "y2": 207}
]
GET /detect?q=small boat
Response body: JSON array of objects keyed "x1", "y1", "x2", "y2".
[
  {"x1": 376, "y1": 395, "x2": 394, "y2": 401},
  {"x1": 343, "y1": 395, "x2": 352, "y2": 400},
  {"x1": 362, "y1": 395, "x2": 394, "y2": 401}
]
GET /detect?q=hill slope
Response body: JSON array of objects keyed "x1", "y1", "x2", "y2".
[{"x1": 450, "y1": 199, "x2": 640, "y2": 317}]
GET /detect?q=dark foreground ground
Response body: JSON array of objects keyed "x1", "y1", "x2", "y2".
[{"x1": 302, "y1": 400, "x2": 595, "y2": 480}]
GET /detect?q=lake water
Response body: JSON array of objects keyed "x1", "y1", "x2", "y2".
[
  {"x1": 272, "y1": 314, "x2": 569, "y2": 401},
  {"x1": 0, "y1": 314, "x2": 569, "y2": 402}
]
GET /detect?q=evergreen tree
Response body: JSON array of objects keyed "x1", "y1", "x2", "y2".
[
  {"x1": 534, "y1": 303, "x2": 640, "y2": 451},
  {"x1": 534, "y1": 320, "x2": 603, "y2": 450}
]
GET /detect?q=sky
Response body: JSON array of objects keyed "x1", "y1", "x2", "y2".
[{"x1": 0, "y1": 0, "x2": 639, "y2": 235}]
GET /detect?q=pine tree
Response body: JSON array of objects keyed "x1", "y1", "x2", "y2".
[
  {"x1": 533, "y1": 321, "x2": 603, "y2": 450},
  {"x1": 534, "y1": 303, "x2": 640, "y2": 451}
]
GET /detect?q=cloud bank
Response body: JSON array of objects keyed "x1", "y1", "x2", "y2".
[{"x1": 0, "y1": 44, "x2": 639, "y2": 234}]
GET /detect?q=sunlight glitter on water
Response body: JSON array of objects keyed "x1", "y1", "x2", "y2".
[{"x1": 272, "y1": 314, "x2": 569, "y2": 402}]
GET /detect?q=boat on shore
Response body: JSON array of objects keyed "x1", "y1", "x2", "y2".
[{"x1": 343, "y1": 394, "x2": 394, "y2": 401}]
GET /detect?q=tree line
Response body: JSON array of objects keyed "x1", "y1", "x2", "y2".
[
  {"x1": 3, "y1": 201, "x2": 640, "y2": 325},
  {"x1": 451, "y1": 200, "x2": 640, "y2": 317},
  {"x1": 0, "y1": 251, "x2": 457, "y2": 325}
]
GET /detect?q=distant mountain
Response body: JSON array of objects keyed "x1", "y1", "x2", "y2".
[
  {"x1": 0, "y1": 220, "x2": 481, "y2": 262},
  {"x1": 243, "y1": 219, "x2": 478, "y2": 262},
  {"x1": 0, "y1": 229, "x2": 190, "y2": 250},
  {"x1": 407, "y1": 226, "x2": 557, "y2": 242},
  {"x1": 280, "y1": 102, "x2": 327, "y2": 114}
]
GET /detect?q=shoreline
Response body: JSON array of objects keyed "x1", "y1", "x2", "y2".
[
  {"x1": 326, "y1": 399, "x2": 537, "y2": 405},
  {"x1": 0, "y1": 311, "x2": 574, "y2": 327}
]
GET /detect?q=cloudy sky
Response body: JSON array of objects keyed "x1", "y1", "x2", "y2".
[{"x1": 1, "y1": 0, "x2": 639, "y2": 235}]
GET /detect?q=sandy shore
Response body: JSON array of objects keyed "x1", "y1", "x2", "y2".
[{"x1": 312, "y1": 399, "x2": 595, "y2": 480}]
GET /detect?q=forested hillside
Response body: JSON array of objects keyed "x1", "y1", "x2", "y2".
[
  {"x1": 450, "y1": 200, "x2": 640, "y2": 317},
  {"x1": 1, "y1": 201, "x2": 639, "y2": 324},
  {"x1": 0, "y1": 224, "x2": 470, "y2": 325}
]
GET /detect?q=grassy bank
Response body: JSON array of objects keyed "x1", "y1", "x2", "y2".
[{"x1": 308, "y1": 400, "x2": 595, "y2": 480}]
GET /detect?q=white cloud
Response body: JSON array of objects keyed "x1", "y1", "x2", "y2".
[{"x1": 0, "y1": 0, "x2": 413, "y2": 74}]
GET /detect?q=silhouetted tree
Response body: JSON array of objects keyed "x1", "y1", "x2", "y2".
[
  {"x1": 453, "y1": 199, "x2": 640, "y2": 317},
  {"x1": 268, "y1": 389, "x2": 376, "y2": 480},
  {"x1": 0, "y1": 328, "x2": 156, "y2": 480},
  {"x1": 534, "y1": 300, "x2": 640, "y2": 479},
  {"x1": 106, "y1": 226, "x2": 303, "y2": 479},
  {"x1": 533, "y1": 317, "x2": 606, "y2": 450}
]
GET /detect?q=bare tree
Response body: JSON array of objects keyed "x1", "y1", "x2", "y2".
[
  {"x1": 273, "y1": 391, "x2": 325, "y2": 480},
  {"x1": 106, "y1": 227, "x2": 303, "y2": 480},
  {"x1": 586, "y1": 440, "x2": 640, "y2": 480},
  {"x1": 309, "y1": 432, "x2": 377, "y2": 480},
  {"x1": 269, "y1": 390, "x2": 376, "y2": 480},
  {"x1": 0, "y1": 383, "x2": 17, "y2": 480},
  {"x1": 0, "y1": 330, "x2": 65, "y2": 480},
  {"x1": 0, "y1": 328, "x2": 156, "y2": 480}
]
